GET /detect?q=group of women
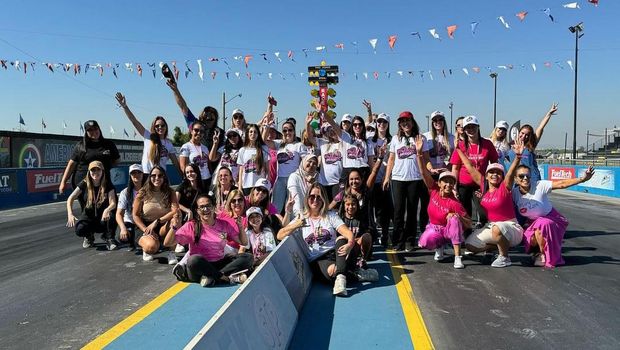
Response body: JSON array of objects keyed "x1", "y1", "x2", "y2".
[{"x1": 61, "y1": 85, "x2": 592, "y2": 296}]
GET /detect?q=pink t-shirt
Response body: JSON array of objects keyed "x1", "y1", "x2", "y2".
[
  {"x1": 480, "y1": 181, "x2": 516, "y2": 222},
  {"x1": 450, "y1": 138, "x2": 499, "y2": 186},
  {"x1": 175, "y1": 218, "x2": 238, "y2": 262},
  {"x1": 427, "y1": 185, "x2": 467, "y2": 226},
  {"x1": 268, "y1": 149, "x2": 278, "y2": 186},
  {"x1": 244, "y1": 197, "x2": 278, "y2": 216},
  {"x1": 217, "y1": 212, "x2": 246, "y2": 249}
]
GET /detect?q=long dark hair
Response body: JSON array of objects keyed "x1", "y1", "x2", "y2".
[
  {"x1": 138, "y1": 165, "x2": 173, "y2": 207},
  {"x1": 198, "y1": 106, "x2": 219, "y2": 124},
  {"x1": 372, "y1": 123, "x2": 392, "y2": 143},
  {"x1": 351, "y1": 116, "x2": 367, "y2": 141},
  {"x1": 192, "y1": 193, "x2": 216, "y2": 243},
  {"x1": 224, "y1": 131, "x2": 243, "y2": 154},
  {"x1": 397, "y1": 118, "x2": 420, "y2": 141},
  {"x1": 125, "y1": 169, "x2": 145, "y2": 214},
  {"x1": 279, "y1": 121, "x2": 296, "y2": 150},
  {"x1": 244, "y1": 124, "x2": 267, "y2": 175},
  {"x1": 178, "y1": 163, "x2": 204, "y2": 209},
  {"x1": 148, "y1": 116, "x2": 168, "y2": 165}
]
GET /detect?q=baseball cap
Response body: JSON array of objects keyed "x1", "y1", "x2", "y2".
[
  {"x1": 254, "y1": 178, "x2": 272, "y2": 191},
  {"x1": 246, "y1": 206, "x2": 263, "y2": 218},
  {"x1": 88, "y1": 160, "x2": 104, "y2": 171},
  {"x1": 398, "y1": 111, "x2": 414, "y2": 120},
  {"x1": 486, "y1": 163, "x2": 505, "y2": 174},
  {"x1": 231, "y1": 109, "x2": 244, "y2": 117},
  {"x1": 266, "y1": 123, "x2": 278, "y2": 130},
  {"x1": 340, "y1": 114, "x2": 353, "y2": 123},
  {"x1": 84, "y1": 120, "x2": 99, "y2": 131},
  {"x1": 438, "y1": 171, "x2": 456, "y2": 182},
  {"x1": 495, "y1": 121, "x2": 510, "y2": 130},
  {"x1": 463, "y1": 115, "x2": 480, "y2": 127},
  {"x1": 430, "y1": 111, "x2": 445, "y2": 120},
  {"x1": 320, "y1": 122, "x2": 333, "y2": 135},
  {"x1": 377, "y1": 113, "x2": 390, "y2": 123},
  {"x1": 128, "y1": 164, "x2": 143, "y2": 174},
  {"x1": 226, "y1": 128, "x2": 242, "y2": 137},
  {"x1": 367, "y1": 122, "x2": 377, "y2": 130}
]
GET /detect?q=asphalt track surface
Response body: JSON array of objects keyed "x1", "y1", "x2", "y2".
[{"x1": 0, "y1": 191, "x2": 618, "y2": 349}]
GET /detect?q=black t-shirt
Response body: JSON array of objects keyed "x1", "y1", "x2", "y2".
[
  {"x1": 77, "y1": 179, "x2": 114, "y2": 220},
  {"x1": 71, "y1": 139, "x2": 120, "y2": 172},
  {"x1": 342, "y1": 216, "x2": 368, "y2": 239}
]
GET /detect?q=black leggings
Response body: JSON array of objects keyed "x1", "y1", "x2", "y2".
[
  {"x1": 75, "y1": 218, "x2": 117, "y2": 240},
  {"x1": 391, "y1": 179, "x2": 429, "y2": 246},
  {"x1": 370, "y1": 184, "x2": 393, "y2": 244},
  {"x1": 312, "y1": 239, "x2": 358, "y2": 282},
  {"x1": 121, "y1": 222, "x2": 136, "y2": 247},
  {"x1": 185, "y1": 253, "x2": 254, "y2": 282}
]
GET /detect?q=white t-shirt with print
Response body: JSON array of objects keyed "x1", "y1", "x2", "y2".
[
  {"x1": 237, "y1": 145, "x2": 271, "y2": 189},
  {"x1": 273, "y1": 140, "x2": 308, "y2": 178},
  {"x1": 142, "y1": 130, "x2": 177, "y2": 174},
  {"x1": 216, "y1": 146, "x2": 240, "y2": 180},
  {"x1": 512, "y1": 180, "x2": 553, "y2": 219},
  {"x1": 367, "y1": 137, "x2": 389, "y2": 183},
  {"x1": 423, "y1": 131, "x2": 454, "y2": 169},
  {"x1": 317, "y1": 138, "x2": 343, "y2": 186},
  {"x1": 388, "y1": 135, "x2": 429, "y2": 181},
  {"x1": 247, "y1": 227, "x2": 277, "y2": 260},
  {"x1": 180, "y1": 141, "x2": 212, "y2": 180},
  {"x1": 299, "y1": 211, "x2": 345, "y2": 261},
  {"x1": 340, "y1": 131, "x2": 374, "y2": 169}
]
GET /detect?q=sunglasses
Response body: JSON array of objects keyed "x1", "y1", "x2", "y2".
[
  {"x1": 150, "y1": 173, "x2": 165, "y2": 179},
  {"x1": 154, "y1": 124, "x2": 166, "y2": 129},
  {"x1": 517, "y1": 174, "x2": 531, "y2": 179},
  {"x1": 455, "y1": 124, "x2": 463, "y2": 128},
  {"x1": 308, "y1": 194, "x2": 323, "y2": 202},
  {"x1": 256, "y1": 188, "x2": 269, "y2": 194},
  {"x1": 231, "y1": 198, "x2": 244, "y2": 204},
  {"x1": 366, "y1": 128, "x2": 375, "y2": 132},
  {"x1": 377, "y1": 120, "x2": 388, "y2": 124},
  {"x1": 352, "y1": 123, "x2": 363, "y2": 127},
  {"x1": 193, "y1": 128, "x2": 204, "y2": 133},
  {"x1": 233, "y1": 115, "x2": 244, "y2": 120},
  {"x1": 282, "y1": 128, "x2": 294, "y2": 133},
  {"x1": 198, "y1": 204, "x2": 214, "y2": 211}
]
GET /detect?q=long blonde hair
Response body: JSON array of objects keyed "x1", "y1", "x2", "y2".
[
  {"x1": 303, "y1": 183, "x2": 329, "y2": 218},
  {"x1": 85, "y1": 167, "x2": 107, "y2": 209},
  {"x1": 431, "y1": 116, "x2": 452, "y2": 153},
  {"x1": 224, "y1": 189, "x2": 246, "y2": 217}
]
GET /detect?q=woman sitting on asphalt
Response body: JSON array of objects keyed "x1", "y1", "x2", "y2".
[
  {"x1": 132, "y1": 165, "x2": 179, "y2": 264},
  {"x1": 277, "y1": 183, "x2": 357, "y2": 297},
  {"x1": 288, "y1": 154, "x2": 319, "y2": 217},
  {"x1": 455, "y1": 139, "x2": 525, "y2": 268},
  {"x1": 245, "y1": 207, "x2": 277, "y2": 268},
  {"x1": 414, "y1": 136, "x2": 471, "y2": 269},
  {"x1": 246, "y1": 178, "x2": 291, "y2": 232},
  {"x1": 116, "y1": 164, "x2": 145, "y2": 251},
  {"x1": 66, "y1": 160, "x2": 118, "y2": 250},
  {"x1": 513, "y1": 165, "x2": 594, "y2": 268},
  {"x1": 164, "y1": 194, "x2": 252, "y2": 287}
]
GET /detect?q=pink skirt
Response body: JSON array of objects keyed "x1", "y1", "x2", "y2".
[
  {"x1": 418, "y1": 216, "x2": 464, "y2": 250},
  {"x1": 523, "y1": 208, "x2": 569, "y2": 268}
]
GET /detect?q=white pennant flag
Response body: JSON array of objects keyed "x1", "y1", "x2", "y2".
[
  {"x1": 498, "y1": 16, "x2": 510, "y2": 29},
  {"x1": 462, "y1": 68, "x2": 469, "y2": 76},
  {"x1": 497, "y1": 65, "x2": 508, "y2": 70},
  {"x1": 235, "y1": 72, "x2": 240, "y2": 79},
  {"x1": 110, "y1": 126, "x2": 115, "y2": 135},
  {"x1": 428, "y1": 70, "x2": 434, "y2": 81},
  {"x1": 274, "y1": 52, "x2": 282, "y2": 62},
  {"x1": 369, "y1": 38, "x2": 378, "y2": 53},
  {"x1": 563, "y1": 2, "x2": 580, "y2": 9},
  {"x1": 197, "y1": 59, "x2": 204, "y2": 81},
  {"x1": 363, "y1": 72, "x2": 368, "y2": 80},
  {"x1": 531, "y1": 63, "x2": 537, "y2": 72},
  {"x1": 397, "y1": 71, "x2": 403, "y2": 77},
  {"x1": 268, "y1": 73, "x2": 273, "y2": 79},
  {"x1": 429, "y1": 28, "x2": 441, "y2": 40},
  {"x1": 315, "y1": 46, "x2": 325, "y2": 52},
  {"x1": 124, "y1": 63, "x2": 133, "y2": 72},
  {"x1": 566, "y1": 60, "x2": 574, "y2": 70}
]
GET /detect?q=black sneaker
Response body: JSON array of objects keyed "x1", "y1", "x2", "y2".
[
  {"x1": 173, "y1": 263, "x2": 188, "y2": 282},
  {"x1": 106, "y1": 239, "x2": 118, "y2": 251}
]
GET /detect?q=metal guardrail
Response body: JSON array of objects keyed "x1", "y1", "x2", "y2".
[{"x1": 539, "y1": 159, "x2": 620, "y2": 167}]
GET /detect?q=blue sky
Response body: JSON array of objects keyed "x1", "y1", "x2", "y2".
[{"x1": 0, "y1": 0, "x2": 618, "y2": 148}]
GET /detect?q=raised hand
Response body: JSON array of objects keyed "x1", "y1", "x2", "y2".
[
  {"x1": 165, "y1": 78, "x2": 178, "y2": 91},
  {"x1": 285, "y1": 194, "x2": 297, "y2": 214},
  {"x1": 414, "y1": 134, "x2": 425, "y2": 152},
  {"x1": 548, "y1": 102, "x2": 559, "y2": 116},
  {"x1": 582, "y1": 166, "x2": 595, "y2": 182},
  {"x1": 213, "y1": 129, "x2": 220, "y2": 144},
  {"x1": 513, "y1": 135, "x2": 525, "y2": 155},
  {"x1": 115, "y1": 92, "x2": 127, "y2": 108},
  {"x1": 362, "y1": 99, "x2": 372, "y2": 111}
]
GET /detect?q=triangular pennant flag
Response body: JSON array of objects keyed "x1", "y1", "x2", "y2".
[
  {"x1": 268, "y1": 73, "x2": 273, "y2": 79},
  {"x1": 0, "y1": 60, "x2": 8, "y2": 69},
  {"x1": 287, "y1": 50, "x2": 295, "y2": 62},
  {"x1": 498, "y1": 16, "x2": 510, "y2": 29},
  {"x1": 172, "y1": 61, "x2": 180, "y2": 80},
  {"x1": 210, "y1": 71, "x2": 216, "y2": 80},
  {"x1": 334, "y1": 43, "x2": 344, "y2": 50},
  {"x1": 260, "y1": 53, "x2": 269, "y2": 62},
  {"x1": 555, "y1": 61, "x2": 565, "y2": 69},
  {"x1": 388, "y1": 35, "x2": 397, "y2": 50},
  {"x1": 588, "y1": 0, "x2": 598, "y2": 6},
  {"x1": 125, "y1": 63, "x2": 133, "y2": 72},
  {"x1": 41, "y1": 118, "x2": 46, "y2": 129},
  {"x1": 363, "y1": 72, "x2": 368, "y2": 80},
  {"x1": 447, "y1": 25, "x2": 457, "y2": 39},
  {"x1": 566, "y1": 60, "x2": 574, "y2": 70},
  {"x1": 411, "y1": 32, "x2": 422, "y2": 40},
  {"x1": 373, "y1": 71, "x2": 379, "y2": 80},
  {"x1": 428, "y1": 70, "x2": 434, "y2": 81},
  {"x1": 46, "y1": 63, "x2": 54, "y2": 72},
  {"x1": 429, "y1": 28, "x2": 441, "y2": 40},
  {"x1": 397, "y1": 71, "x2": 403, "y2": 77},
  {"x1": 386, "y1": 72, "x2": 391, "y2": 79},
  {"x1": 124, "y1": 128, "x2": 129, "y2": 137},
  {"x1": 544, "y1": 62, "x2": 552, "y2": 68},
  {"x1": 246, "y1": 72, "x2": 251, "y2": 80},
  {"x1": 472, "y1": 67, "x2": 480, "y2": 73},
  {"x1": 351, "y1": 41, "x2": 359, "y2": 53},
  {"x1": 462, "y1": 68, "x2": 469, "y2": 76},
  {"x1": 563, "y1": 2, "x2": 580, "y2": 9},
  {"x1": 542, "y1": 8, "x2": 554, "y2": 22},
  {"x1": 80, "y1": 121, "x2": 84, "y2": 134},
  {"x1": 197, "y1": 59, "x2": 204, "y2": 81},
  {"x1": 302, "y1": 48, "x2": 308, "y2": 58},
  {"x1": 63, "y1": 121, "x2": 67, "y2": 129},
  {"x1": 442, "y1": 69, "x2": 447, "y2": 78},
  {"x1": 244, "y1": 55, "x2": 252, "y2": 68},
  {"x1": 369, "y1": 39, "x2": 378, "y2": 53},
  {"x1": 235, "y1": 72, "x2": 240, "y2": 79},
  {"x1": 147, "y1": 63, "x2": 156, "y2": 78},
  {"x1": 274, "y1": 52, "x2": 282, "y2": 62},
  {"x1": 110, "y1": 126, "x2": 115, "y2": 135},
  {"x1": 225, "y1": 72, "x2": 230, "y2": 80},
  {"x1": 516, "y1": 11, "x2": 528, "y2": 21},
  {"x1": 184, "y1": 60, "x2": 192, "y2": 78},
  {"x1": 315, "y1": 46, "x2": 326, "y2": 52},
  {"x1": 531, "y1": 63, "x2": 537, "y2": 72},
  {"x1": 354, "y1": 72, "x2": 358, "y2": 80}
]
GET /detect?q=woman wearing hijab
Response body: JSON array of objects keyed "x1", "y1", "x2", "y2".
[{"x1": 287, "y1": 154, "x2": 319, "y2": 217}]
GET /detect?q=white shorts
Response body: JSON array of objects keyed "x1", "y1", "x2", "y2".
[{"x1": 465, "y1": 220, "x2": 524, "y2": 249}]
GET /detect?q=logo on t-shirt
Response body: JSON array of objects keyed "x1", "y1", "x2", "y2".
[
  {"x1": 323, "y1": 151, "x2": 342, "y2": 164},
  {"x1": 192, "y1": 154, "x2": 208, "y2": 167},
  {"x1": 346, "y1": 143, "x2": 365, "y2": 160},
  {"x1": 245, "y1": 157, "x2": 257, "y2": 173},
  {"x1": 396, "y1": 146, "x2": 416, "y2": 159},
  {"x1": 159, "y1": 144, "x2": 169, "y2": 158},
  {"x1": 304, "y1": 228, "x2": 332, "y2": 246},
  {"x1": 221, "y1": 152, "x2": 238, "y2": 168},
  {"x1": 277, "y1": 151, "x2": 294, "y2": 164}
]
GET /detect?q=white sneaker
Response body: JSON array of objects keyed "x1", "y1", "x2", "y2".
[
  {"x1": 453, "y1": 255, "x2": 464, "y2": 269},
  {"x1": 228, "y1": 270, "x2": 249, "y2": 285},
  {"x1": 491, "y1": 255, "x2": 512, "y2": 268},
  {"x1": 533, "y1": 254, "x2": 546, "y2": 267},
  {"x1": 332, "y1": 274, "x2": 348, "y2": 296},
  {"x1": 434, "y1": 247, "x2": 445, "y2": 261},
  {"x1": 142, "y1": 251, "x2": 154, "y2": 262},
  {"x1": 82, "y1": 237, "x2": 94, "y2": 248},
  {"x1": 175, "y1": 244, "x2": 186, "y2": 253},
  {"x1": 167, "y1": 251, "x2": 178, "y2": 265},
  {"x1": 355, "y1": 268, "x2": 379, "y2": 282}
]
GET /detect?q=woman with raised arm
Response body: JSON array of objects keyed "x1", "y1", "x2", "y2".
[
  {"x1": 237, "y1": 124, "x2": 270, "y2": 195},
  {"x1": 277, "y1": 184, "x2": 356, "y2": 297},
  {"x1": 382, "y1": 111, "x2": 430, "y2": 252},
  {"x1": 455, "y1": 139, "x2": 525, "y2": 268},
  {"x1": 490, "y1": 120, "x2": 511, "y2": 168},
  {"x1": 116, "y1": 164, "x2": 145, "y2": 251},
  {"x1": 115, "y1": 92, "x2": 181, "y2": 175},
  {"x1": 507, "y1": 103, "x2": 559, "y2": 184},
  {"x1": 414, "y1": 136, "x2": 471, "y2": 269},
  {"x1": 368, "y1": 113, "x2": 393, "y2": 247},
  {"x1": 132, "y1": 166, "x2": 179, "y2": 263},
  {"x1": 164, "y1": 194, "x2": 252, "y2": 287},
  {"x1": 66, "y1": 161, "x2": 118, "y2": 250},
  {"x1": 513, "y1": 165, "x2": 594, "y2": 267},
  {"x1": 423, "y1": 111, "x2": 455, "y2": 178},
  {"x1": 179, "y1": 121, "x2": 217, "y2": 189}
]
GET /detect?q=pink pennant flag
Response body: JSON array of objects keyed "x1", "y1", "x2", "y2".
[
  {"x1": 588, "y1": 0, "x2": 598, "y2": 6},
  {"x1": 172, "y1": 61, "x2": 180, "y2": 81},
  {"x1": 516, "y1": 11, "x2": 528, "y2": 21},
  {"x1": 244, "y1": 55, "x2": 252, "y2": 68},
  {"x1": 137, "y1": 64, "x2": 142, "y2": 77},
  {"x1": 287, "y1": 50, "x2": 295, "y2": 61},
  {"x1": 373, "y1": 72, "x2": 379, "y2": 80},
  {"x1": 334, "y1": 43, "x2": 344, "y2": 50},
  {"x1": 544, "y1": 62, "x2": 552, "y2": 68},
  {"x1": 246, "y1": 72, "x2": 252, "y2": 80},
  {"x1": 447, "y1": 25, "x2": 457, "y2": 39},
  {"x1": 472, "y1": 67, "x2": 481, "y2": 73},
  {"x1": 388, "y1": 35, "x2": 397, "y2": 50}
]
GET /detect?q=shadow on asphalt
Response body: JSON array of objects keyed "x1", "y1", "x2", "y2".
[{"x1": 565, "y1": 230, "x2": 620, "y2": 239}]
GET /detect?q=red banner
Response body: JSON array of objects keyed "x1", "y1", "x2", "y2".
[
  {"x1": 548, "y1": 167, "x2": 575, "y2": 180},
  {"x1": 26, "y1": 169, "x2": 70, "y2": 193}
]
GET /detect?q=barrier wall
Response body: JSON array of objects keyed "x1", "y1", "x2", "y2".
[
  {"x1": 187, "y1": 235, "x2": 313, "y2": 350},
  {"x1": 0, "y1": 165, "x2": 182, "y2": 210},
  {"x1": 539, "y1": 164, "x2": 619, "y2": 198}
]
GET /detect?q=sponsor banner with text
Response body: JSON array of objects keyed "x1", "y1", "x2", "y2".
[
  {"x1": 26, "y1": 169, "x2": 70, "y2": 193},
  {"x1": 0, "y1": 170, "x2": 18, "y2": 193}
]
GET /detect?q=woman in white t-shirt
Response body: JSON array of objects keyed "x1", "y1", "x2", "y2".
[
  {"x1": 116, "y1": 164, "x2": 145, "y2": 250},
  {"x1": 308, "y1": 118, "x2": 343, "y2": 202},
  {"x1": 339, "y1": 116, "x2": 375, "y2": 184},
  {"x1": 115, "y1": 93, "x2": 181, "y2": 176},
  {"x1": 513, "y1": 164, "x2": 594, "y2": 268},
  {"x1": 212, "y1": 128, "x2": 243, "y2": 181},
  {"x1": 237, "y1": 124, "x2": 271, "y2": 196},
  {"x1": 423, "y1": 111, "x2": 455, "y2": 177},
  {"x1": 180, "y1": 122, "x2": 218, "y2": 189},
  {"x1": 277, "y1": 183, "x2": 356, "y2": 297},
  {"x1": 382, "y1": 111, "x2": 431, "y2": 252}
]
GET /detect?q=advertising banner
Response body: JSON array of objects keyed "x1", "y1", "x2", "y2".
[
  {"x1": 548, "y1": 166, "x2": 576, "y2": 180},
  {"x1": 0, "y1": 170, "x2": 18, "y2": 193},
  {"x1": 26, "y1": 169, "x2": 69, "y2": 193},
  {"x1": 0, "y1": 136, "x2": 10, "y2": 168},
  {"x1": 578, "y1": 168, "x2": 615, "y2": 191}
]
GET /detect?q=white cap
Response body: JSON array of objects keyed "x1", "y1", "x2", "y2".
[
  {"x1": 367, "y1": 122, "x2": 377, "y2": 130},
  {"x1": 266, "y1": 123, "x2": 278, "y2": 130},
  {"x1": 340, "y1": 114, "x2": 352, "y2": 123},
  {"x1": 495, "y1": 120, "x2": 509, "y2": 130},
  {"x1": 226, "y1": 128, "x2": 242, "y2": 137},
  {"x1": 231, "y1": 108, "x2": 244, "y2": 117},
  {"x1": 438, "y1": 171, "x2": 456, "y2": 182},
  {"x1": 430, "y1": 110, "x2": 445, "y2": 119},
  {"x1": 463, "y1": 115, "x2": 480, "y2": 127},
  {"x1": 254, "y1": 178, "x2": 272, "y2": 191},
  {"x1": 128, "y1": 164, "x2": 143, "y2": 174},
  {"x1": 246, "y1": 206, "x2": 263, "y2": 217},
  {"x1": 377, "y1": 113, "x2": 390, "y2": 123}
]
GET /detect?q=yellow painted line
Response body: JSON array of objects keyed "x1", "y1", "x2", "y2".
[
  {"x1": 387, "y1": 251, "x2": 435, "y2": 350},
  {"x1": 82, "y1": 282, "x2": 190, "y2": 350}
]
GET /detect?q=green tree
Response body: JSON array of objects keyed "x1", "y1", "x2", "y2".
[{"x1": 172, "y1": 126, "x2": 190, "y2": 147}]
